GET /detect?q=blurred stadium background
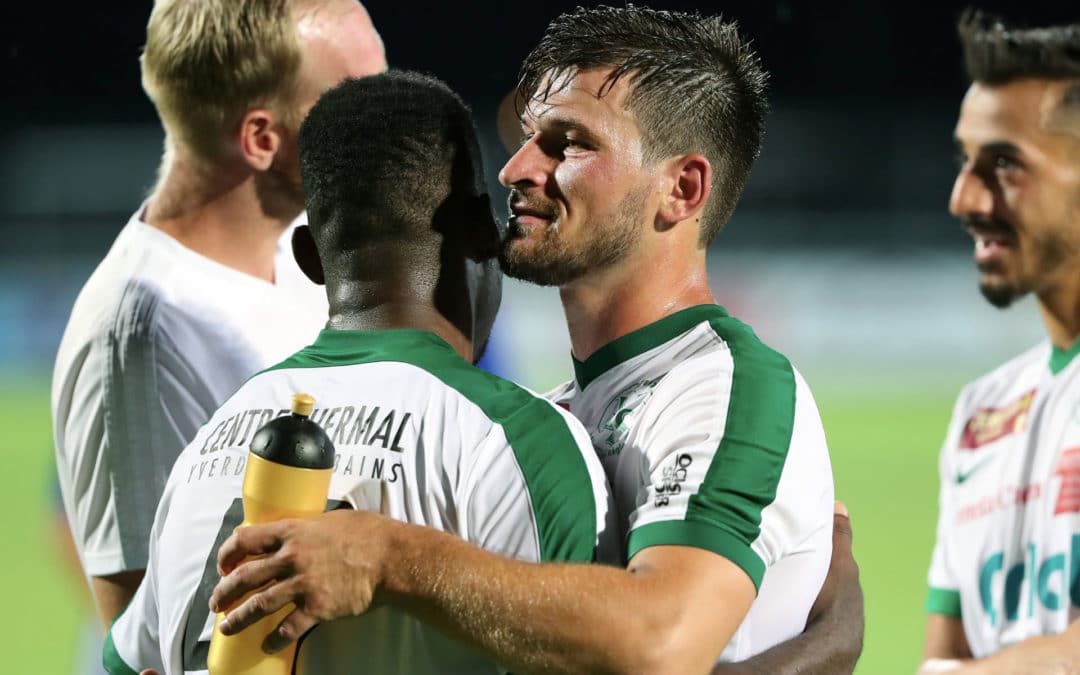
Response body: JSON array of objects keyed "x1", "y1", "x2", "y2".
[{"x1": 1, "y1": 0, "x2": 1075, "y2": 673}]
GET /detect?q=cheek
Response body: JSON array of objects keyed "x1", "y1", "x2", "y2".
[{"x1": 554, "y1": 159, "x2": 629, "y2": 209}]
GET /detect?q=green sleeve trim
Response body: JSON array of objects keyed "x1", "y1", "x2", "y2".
[
  {"x1": 102, "y1": 630, "x2": 139, "y2": 675},
  {"x1": 683, "y1": 316, "x2": 796, "y2": 555},
  {"x1": 627, "y1": 520, "x2": 765, "y2": 589},
  {"x1": 926, "y1": 587, "x2": 962, "y2": 617}
]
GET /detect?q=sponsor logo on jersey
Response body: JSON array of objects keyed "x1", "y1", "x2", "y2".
[
  {"x1": 955, "y1": 482, "x2": 1042, "y2": 525},
  {"x1": 654, "y1": 453, "x2": 693, "y2": 508},
  {"x1": 592, "y1": 377, "x2": 662, "y2": 457},
  {"x1": 978, "y1": 534, "x2": 1080, "y2": 627},
  {"x1": 959, "y1": 389, "x2": 1036, "y2": 451},
  {"x1": 1054, "y1": 447, "x2": 1080, "y2": 515}
]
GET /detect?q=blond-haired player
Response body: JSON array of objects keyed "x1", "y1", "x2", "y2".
[{"x1": 52, "y1": 0, "x2": 386, "y2": 628}]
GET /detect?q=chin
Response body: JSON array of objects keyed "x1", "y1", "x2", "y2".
[{"x1": 978, "y1": 280, "x2": 1021, "y2": 309}]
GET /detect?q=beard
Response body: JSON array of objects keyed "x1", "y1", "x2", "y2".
[
  {"x1": 966, "y1": 216, "x2": 1074, "y2": 309},
  {"x1": 500, "y1": 185, "x2": 647, "y2": 287}
]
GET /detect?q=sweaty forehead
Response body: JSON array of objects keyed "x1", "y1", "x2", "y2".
[{"x1": 523, "y1": 68, "x2": 640, "y2": 135}]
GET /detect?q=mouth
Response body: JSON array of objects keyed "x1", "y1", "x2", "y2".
[
  {"x1": 508, "y1": 202, "x2": 557, "y2": 235},
  {"x1": 965, "y1": 223, "x2": 1016, "y2": 267}
]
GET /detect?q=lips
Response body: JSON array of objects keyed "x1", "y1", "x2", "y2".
[{"x1": 508, "y1": 200, "x2": 557, "y2": 235}]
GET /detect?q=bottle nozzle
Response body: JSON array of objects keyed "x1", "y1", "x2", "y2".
[{"x1": 291, "y1": 393, "x2": 315, "y2": 418}]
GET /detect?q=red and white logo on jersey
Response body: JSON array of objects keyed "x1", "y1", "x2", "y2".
[
  {"x1": 959, "y1": 389, "x2": 1036, "y2": 451},
  {"x1": 1053, "y1": 447, "x2": 1080, "y2": 515}
]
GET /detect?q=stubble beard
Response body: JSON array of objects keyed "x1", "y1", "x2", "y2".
[
  {"x1": 500, "y1": 186, "x2": 647, "y2": 287},
  {"x1": 978, "y1": 227, "x2": 1074, "y2": 309}
]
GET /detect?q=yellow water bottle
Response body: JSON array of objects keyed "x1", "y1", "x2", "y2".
[{"x1": 207, "y1": 393, "x2": 335, "y2": 675}]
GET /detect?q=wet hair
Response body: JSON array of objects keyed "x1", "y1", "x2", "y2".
[
  {"x1": 517, "y1": 5, "x2": 769, "y2": 245},
  {"x1": 298, "y1": 71, "x2": 484, "y2": 261}
]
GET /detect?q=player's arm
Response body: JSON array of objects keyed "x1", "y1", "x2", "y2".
[
  {"x1": 940, "y1": 618, "x2": 1080, "y2": 674},
  {"x1": 712, "y1": 503, "x2": 864, "y2": 675},
  {"x1": 58, "y1": 305, "x2": 212, "y2": 626},
  {"x1": 211, "y1": 509, "x2": 754, "y2": 675}
]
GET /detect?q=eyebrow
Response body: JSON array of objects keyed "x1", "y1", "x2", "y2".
[
  {"x1": 521, "y1": 115, "x2": 597, "y2": 138},
  {"x1": 954, "y1": 136, "x2": 1022, "y2": 157}
]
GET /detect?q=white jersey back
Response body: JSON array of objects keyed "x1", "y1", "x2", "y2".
[
  {"x1": 548, "y1": 305, "x2": 834, "y2": 662},
  {"x1": 926, "y1": 341, "x2": 1080, "y2": 657},
  {"x1": 52, "y1": 208, "x2": 327, "y2": 576},
  {"x1": 105, "y1": 329, "x2": 614, "y2": 675}
]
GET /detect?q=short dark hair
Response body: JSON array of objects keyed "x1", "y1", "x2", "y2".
[
  {"x1": 298, "y1": 71, "x2": 484, "y2": 259},
  {"x1": 958, "y1": 9, "x2": 1080, "y2": 84},
  {"x1": 518, "y1": 5, "x2": 768, "y2": 245}
]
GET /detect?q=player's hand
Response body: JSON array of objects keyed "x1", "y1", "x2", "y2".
[
  {"x1": 807, "y1": 502, "x2": 864, "y2": 656},
  {"x1": 209, "y1": 509, "x2": 394, "y2": 652}
]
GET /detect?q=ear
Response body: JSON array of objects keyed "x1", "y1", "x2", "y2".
[
  {"x1": 656, "y1": 153, "x2": 712, "y2": 227},
  {"x1": 238, "y1": 109, "x2": 282, "y2": 171},
  {"x1": 291, "y1": 225, "x2": 325, "y2": 285}
]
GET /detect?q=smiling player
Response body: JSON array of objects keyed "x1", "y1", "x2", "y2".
[{"x1": 920, "y1": 10, "x2": 1080, "y2": 674}]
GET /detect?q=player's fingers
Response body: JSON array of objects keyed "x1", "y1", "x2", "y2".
[
  {"x1": 264, "y1": 609, "x2": 319, "y2": 653},
  {"x1": 218, "y1": 576, "x2": 303, "y2": 636},
  {"x1": 210, "y1": 554, "x2": 293, "y2": 614},
  {"x1": 833, "y1": 500, "x2": 853, "y2": 544},
  {"x1": 217, "y1": 522, "x2": 287, "y2": 576}
]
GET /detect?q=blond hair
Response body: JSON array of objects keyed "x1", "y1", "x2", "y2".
[{"x1": 141, "y1": 0, "x2": 321, "y2": 160}]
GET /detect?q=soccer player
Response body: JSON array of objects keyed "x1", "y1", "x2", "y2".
[
  {"x1": 51, "y1": 0, "x2": 386, "y2": 628},
  {"x1": 103, "y1": 71, "x2": 614, "y2": 675},
  {"x1": 919, "y1": 10, "x2": 1080, "y2": 674},
  {"x1": 211, "y1": 7, "x2": 858, "y2": 673}
]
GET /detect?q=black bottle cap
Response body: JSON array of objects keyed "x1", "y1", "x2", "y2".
[{"x1": 249, "y1": 393, "x2": 335, "y2": 469}]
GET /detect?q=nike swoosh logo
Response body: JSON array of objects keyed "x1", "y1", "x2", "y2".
[{"x1": 956, "y1": 456, "x2": 995, "y2": 484}]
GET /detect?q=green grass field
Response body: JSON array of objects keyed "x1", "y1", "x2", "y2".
[{"x1": 0, "y1": 377, "x2": 954, "y2": 675}]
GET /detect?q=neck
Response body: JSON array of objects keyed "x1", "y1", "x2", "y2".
[
  {"x1": 1037, "y1": 283, "x2": 1080, "y2": 351},
  {"x1": 324, "y1": 279, "x2": 474, "y2": 362},
  {"x1": 143, "y1": 147, "x2": 298, "y2": 283},
  {"x1": 559, "y1": 245, "x2": 713, "y2": 361}
]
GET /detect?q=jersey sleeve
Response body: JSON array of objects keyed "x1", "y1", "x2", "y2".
[
  {"x1": 625, "y1": 343, "x2": 802, "y2": 591},
  {"x1": 926, "y1": 392, "x2": 967, "y2": 618},
  {"x1": 103, "y1": 480, "x2": 170, "y2": 675},
  {"x1": 460, "y1": 395, "x2": 614, "y2": 565},
  {"x1": 55, "y1": 286, "x2": 215, "y2": 576}
]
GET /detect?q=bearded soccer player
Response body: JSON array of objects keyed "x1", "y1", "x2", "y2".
[
  {"x1": 919, "y1": 11, "x2": 1080, "y2": 675},
  {"x1": 51, "y1": 0, "x2": 386, "y2": 628},
  {"x1": 209, "y1": 8, "x2": 862, "y2": 674},
  {"x1": 104, "y1": 72, "x2": 614, "y2": 675}
]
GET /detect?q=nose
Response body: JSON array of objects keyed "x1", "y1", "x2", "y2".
[
  {"x1": 949, "y1": 165, "x2": 994, "y2": 218},
  {"x1": 498, "y1": 136, "x2": 549, "y2": 190}
]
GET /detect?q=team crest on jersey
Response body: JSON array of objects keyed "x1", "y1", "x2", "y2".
[
  {"x1": 959, "y1": 389, "x2": 1035, "y2": 451},
  {"x1": 593, "y1": 377, "x2": 662, "y2": 457},
  {"x1": 1053, "y1": 447, "x2": 1080, "y2": 515}
]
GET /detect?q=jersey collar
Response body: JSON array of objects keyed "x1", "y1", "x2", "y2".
[
  {"x1": 1050, "y1": 338, "x2": 1080, "y2": 376},
  {"x1": 268, "y1": 329, "x2": 459, "y2": 372},
  {"x1": 572, "y1": 304, "x2": 729, "y2": 390}
]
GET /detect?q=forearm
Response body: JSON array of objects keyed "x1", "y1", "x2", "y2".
[
  {"x1": 957, "y1": 625, "x2": 1080, "y2": 675},
  {"x1": 91, "y1": 570, "x2": 145, "y2": 628},
  {"x1": 381, "y1": 523, "x2": 693, "y2": 675},
  {"x1": 711, "y1": 616, "x2": 861, "y2": 675}
]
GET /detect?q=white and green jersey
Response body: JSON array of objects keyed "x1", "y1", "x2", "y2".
[
  {"x1": 104, "y1": 329, "x2": 614, "y2": 675},
  {"x1": 548, "y1": 305, "x2": 834, "y2": 661},
  {"x1": 926, "y1": 340, "x2": 1080, "y2": 657}
]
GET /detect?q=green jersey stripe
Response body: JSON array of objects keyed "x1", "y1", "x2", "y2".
[
  {"x1": 266, "y1": 329, "x2": 597, "y2": 563},
  {"x1": 925, "y1": 587, "x2": 963, "y2": 618},
  {"x1": 572, "y1": 305, "x2": 730, "y2": 389},
  {"x1": 628, "y1": 520, "x2": 766, "y2": 586},
  {"x1": 682, "y1": 315, "x2": 796, "y2": 589},
  {"x1": 103, "y1": 630, "x2": 139, "y2": 675}
]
